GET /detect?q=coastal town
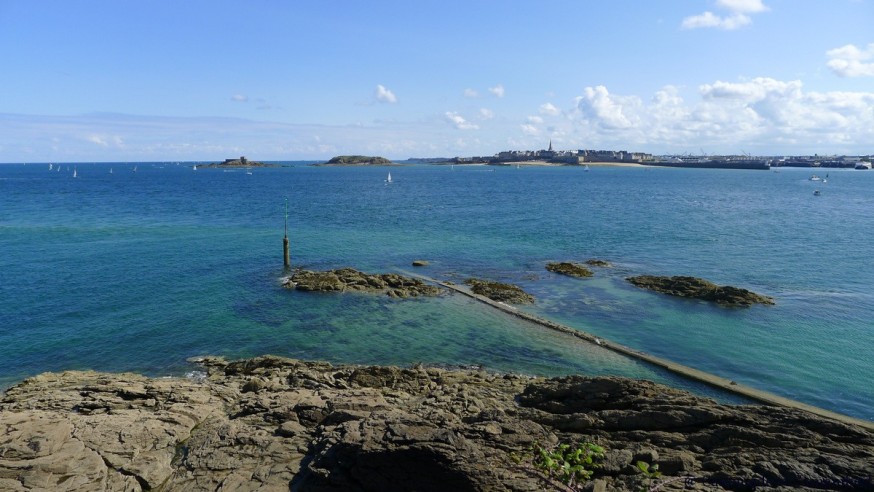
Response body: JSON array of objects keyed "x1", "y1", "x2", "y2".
[{"x1": 425, "y1": 140, "x2": 874, "y2": 170}]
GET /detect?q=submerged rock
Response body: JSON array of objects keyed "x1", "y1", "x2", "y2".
[
  {"x1": 627, "y1": 275, "x2": 775, "y2": 306},
  {"x1": 464, "y1": 278, "x2": 535, "y2": 304},
  {"x1": 546, "y1": 261, "x2": 594, "y2": 278},
  {"x1": 1, "y1": 356, "x2": 871, "y2": 491},
  {"x1": 284, "y1": 268, "x2": 441, "y2": 298},
  {"x1": 412, "y1": 260, "x2": 429, "y2": 267},
  {"x1": 585, "y1": 259, "x2": 612, "y2": 267}
]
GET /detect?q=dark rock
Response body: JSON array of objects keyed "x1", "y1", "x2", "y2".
[
  {"x1": 464, "y1": 278, "x2": 534, "y2": 304},
  {"x1": 412, "y1": 260, "x2": 429, "y2": 267},
  {"x1": 626, "y1": 275, "x2": 775, "y2": 307},
  {"x1": 546, "y1": 261, "x2": 594, "y2": 278},
  {"x1": 585, "y1": 259, "x2": 612, "y2": 267},
  {"x1": 284, "y1": 268, "x2": 441, "y2": 298}
]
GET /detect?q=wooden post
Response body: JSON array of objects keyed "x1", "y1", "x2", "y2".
[{"x1": 283, "y1": 197, "x2": 290, "y2": 269}]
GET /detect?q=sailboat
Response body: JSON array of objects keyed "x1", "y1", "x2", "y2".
[
  {"x1": 584, "y1": 164, "x2": 590, "y2": 171},
  {"x1": 73, "y1": 167, "x2": 78, "y2": 178},
  {"x1": 132, "y1": 165, "x2": 138, "y2": 173},
  {"x1": 109, "y1": 168, "x2": 113, "y2": 174},
  {"x1": 49, "y1": 163, "x2": 53, "y2": 171},
  {"x1": 385, "y1": 172, "x2": 392, "y2": 184},
  {"x1": 246, "y1": 167, "x2": 253, "y2": 175}
]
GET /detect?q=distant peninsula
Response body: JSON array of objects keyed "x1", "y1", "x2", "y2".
[
  {"x1": 318, "y1": 155, "x2": 394, "y2": 166},
  {"x1": 196, "y1": 156, "x2": 280, "y2": 169}
]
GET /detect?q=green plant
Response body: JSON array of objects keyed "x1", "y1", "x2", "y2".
[{"x1": 524, "y1": 441, "x2": 605, "y2": 490}]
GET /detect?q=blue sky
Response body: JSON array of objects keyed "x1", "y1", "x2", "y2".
[{"x1": 1, "y1": 0, "x2": 873, "y2": 162}]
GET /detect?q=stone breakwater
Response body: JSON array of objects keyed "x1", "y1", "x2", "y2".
[{"x1": 2, "y1": 356, "x2": 872, "y2": 491}]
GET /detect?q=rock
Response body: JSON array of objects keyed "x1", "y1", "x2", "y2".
[
  {"x1": 2, "y1": 357, "x2": 872, "y2": 491},
  {"x1": 585, "y1": 259, "x2": 612, "y2": 267},
  {"x1": 284, "y1": 268, "x2": 442, "y2": 298},
  {"x1": 412, "y1": 260, "x2": 429, "y2": 267},
  {"x1": 626, "y1": 275, "x2": 775, "y2": 307},
  {"x1": 464, "y1": 278, "x2": 535, "y2": 304},
  {"x1": 546, "y1": 261, "x2": 594, "y2": 278},
  {"x1": 318, "y1": 155, "x2": 393, "y2": 166}
]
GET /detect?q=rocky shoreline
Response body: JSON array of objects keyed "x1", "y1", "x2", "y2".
[{"x1": 1, "y1": 356, "x2": 872, "y2": 491}]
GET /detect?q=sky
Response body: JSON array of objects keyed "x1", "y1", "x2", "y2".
[{"x1": 1, "y1": 0, "x2": 873, "y2": 162}]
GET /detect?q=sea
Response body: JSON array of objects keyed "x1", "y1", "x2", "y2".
[{"x1": 1, "y1": 162, "x2": 872, "y2": 421}]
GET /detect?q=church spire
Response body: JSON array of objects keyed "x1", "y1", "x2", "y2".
[{"x1": 548, "y1": 139, "x2": 553, "y2": 152}]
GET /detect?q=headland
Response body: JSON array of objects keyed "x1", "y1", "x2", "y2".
[{"x1": 2, "y1": 356, "x2": 872, "y2": 491}]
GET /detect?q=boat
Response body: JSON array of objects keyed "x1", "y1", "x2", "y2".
[
  {"x1": 192, "y1": 165, "x2": 197, "y2": 171},
  {"x1": 73, "y1": 167, "x2": 77, "y2": 178},
  {"x1": 385, "y1": 172, "x2": 392, "y2": 184},
  {"x1": 584, "y1": 164, "x2": 590, "y2": 171},
  {"x1": 809, "y1": 174, "x2": 822, "y2": 181},
  {"x1": 133, "y1": 165, "x2": 138, "y2": 173},
  {"x1": 855, "y1": 162, "x2": 872, "y2": 170},
  {"x1": 48, "y1": 164, "x2": 53, "y2": 171},
  {"x1": 109, "y1": 168, "x2": 113, "y2": 174},
  {"x1": 814, "y1": 190, "x2": 821, "y2": 196}
]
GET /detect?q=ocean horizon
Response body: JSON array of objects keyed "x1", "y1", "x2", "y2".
[{"x1": 2, "y1": 161, "x2": 872, "y2": 422}]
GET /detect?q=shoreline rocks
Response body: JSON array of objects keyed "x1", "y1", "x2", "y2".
[
  {"x1": 1, "y1": 356, "x2": 871, "y2": 491},
  {"x1": 464, "y1": 278, "x2": 535, "y2": 304},
  {"x1": 546, "y1": 261, "x2": 594, "y2": 278},
  {"x1": 627, "y1": 275, "x2": 775, "y2": 307},
  {"x1": 284, "y1": 268, "x2": 442, "y2": 298}
]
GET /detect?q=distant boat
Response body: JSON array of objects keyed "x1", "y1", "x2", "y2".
[
  {"x1": 109, "y1": 168, "x2": 113, "y2": 174},
  {"x1": 855, "y1": 162, "x2": 871, "y2": 170},
  {"x1": 246, "y1": 168, "x2": 253, "y2": 175},
  {"x1": 133, "y1": 165, "x2": 138, "y2": 173},
  {"x1": 385, "y1": 172, "x2": 392, "y2": 184},
  {"x1": 814, "y1": 190, "x2": 821, "y2": 196},
  {"x1": 809, "y1": 174, "x2": 822, "y2": 181},
  {"x1": 73, "y1": 167, "x2": 78, "y2": 178},
  {"x1": 192, "y1": 165, "x2": 197, "y2": 171},
  {"x1": 48, "y1": 163, "x2": 53, "y2": 171},
  {"x1": 584, "y1": 164, "x2": 590, "y2": 171}
]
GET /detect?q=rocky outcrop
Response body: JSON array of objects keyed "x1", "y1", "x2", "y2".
[
  {"x1": 546, "y1": 262, "x2": 594, "y2": 278},
  {"x1": 319, "y1": 155, "x2": 393, "y2": 166},
  {"x1": 627, "y1": 275, "x2": 775, "y2": 307},
  {"x1": 283, "y1": 268, "x2": 442, "y2": 298},
  {"x1": 198, "y1": 156, "x2": 278, "y2": 168},
  {"x1": 412, "y1": 260, "x2": 429, "y2": 267},
  {"x1": 464, "y1": 278, "x2": 535, "y2": 304},
  {"x1": 1, "y1": 356, "x2": 871, "y2": 491},
  {"x1": 585, "y1": 259, "x2": 612, "y2": 268}
]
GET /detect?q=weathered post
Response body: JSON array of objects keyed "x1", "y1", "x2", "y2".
[{"x1": 283, "y1": 197, "x2": 290, "y2": 269}]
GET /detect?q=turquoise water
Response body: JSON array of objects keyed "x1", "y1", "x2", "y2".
[{"x1": 1, "y1": 162, "x2": 872, "y2": 420}]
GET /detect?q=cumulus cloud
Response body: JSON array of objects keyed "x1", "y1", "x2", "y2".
[
  {"x1": 464, "y1": 88, "x2": 479, "y2": 98},
  {"x1": 375, "y1": 84, "x2": 397, "y2": 103},
  {"x1": 682, "y1": 0, "x2": 767, "y2": 30},
  {"x1": 231, "y1": 94, "x2": 249, "y2": 102},
  {"x1": 826, "y1": 43, "x2": 874, "y2": 77},
  {"x1": 562, "y1": 78, "x2": 874, "y2": 153},
  {"x1": 479, "y1": 108, "x2": 495, "y2": 120},
  {"x1": 527, "y1": 115, "x2": 544, "y2": 124},
  {"x1": 539, "y1": 102, "x2": 560, "y2": 116},
  {"x1": 520, "y1": 124, "x2": 539, "y2": 136},
  {"x1": 444, "y1": 111, "x2": 479, "y2": 130},
  {"x1": 575, "y1": 85, "x2": 637, "y2": 129},
  {"x1": 488, "y1": 84, "x2": 505, "y2": 98}
]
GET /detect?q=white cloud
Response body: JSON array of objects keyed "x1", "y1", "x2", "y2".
[
  {"x1": 464, "y1": 88, "x2": 479, "y2": 98},
  {"x1": 539, "y1": 102, "x2": 560, "y2": 116},
  {"x1": 826, "y1": 43, "x2": 874, "y2": 77},
  {"x1": 716, "y1": 0, "x2": 768, "y2": 13},
  {"x1": 520, "y1": 124, "x2": 539, "y2": 136},
  {"x1": 681, "y1": 11, "x2": 750, "y2": 30},
  {"x1": 231, "y1": 94, "x2": 249, "y2": 102},
  {"x1": 575, "y1": 85, "x2": 637, "y2": 129},
  {"x1": 682, "y1": 0, "x2": 767, "y2": 30},
  {"x1": 560, "y1": 78, "x2": 874, "y2": 153},
  {"x1": 479, "y1": 108, "x2": 495, "y2": 120},
  {"x1": 375, "y1": 84, "x2": 397, "y2": 104},
  {"x1": 527, "y1": 115, "x2": 544, "y2": 124},
  {"x1": 86, "y1": 134, "x2": 124, "y2": 147},
  {"x1": 444, "y1": 112, "x2": 479, "y2": 130},
  {"x1": 488, "y1": 84, "x2": 505, "y2": 98}
]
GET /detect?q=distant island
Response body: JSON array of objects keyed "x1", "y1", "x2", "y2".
[
  {"x1": 196, "y1": 156, "x2": 280, "y2": 169},
  {"x1": 317, "y1": 155, "x2": 394, "y2": 166}
]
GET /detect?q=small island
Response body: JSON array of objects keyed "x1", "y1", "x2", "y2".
[
  {"x1": 196, "y1": 156, "x2": 280, "y2": 169},
  {"x1": 627, "y1": 275, "x2": 775, "y2": 307},
  {"x1": 318, "y1": 155, "x2": 394, "y2": 166}
]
